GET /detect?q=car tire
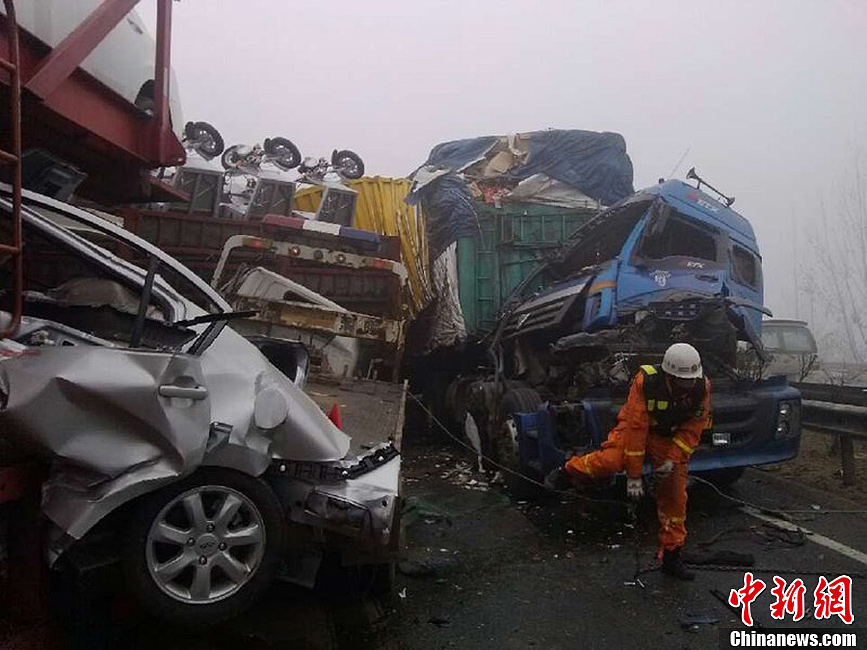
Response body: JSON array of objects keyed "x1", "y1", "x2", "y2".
[{"x1": 121, "y1": 468, "x2": 284, "y2": 626}]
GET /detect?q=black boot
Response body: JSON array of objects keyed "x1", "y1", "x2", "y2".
[{"x1": 662, "y1": 548, "x2": 695, "y2": 581}]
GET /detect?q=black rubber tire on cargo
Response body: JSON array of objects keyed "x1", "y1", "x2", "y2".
[
  {"x1": 263, "y1": 136, "x2": 301, "y2": 170},
  {"x1": 494, "y1": 387, "x2": 544, "y2": 499},
  {"x1": 220, "y1": 144, "x2": 246, "y2": 171},
  {"x1": 331, "y1": 149, "x2": 365, "y2": 179},
  {"x1": 699, "y1": 466, "x2": 746, "y2": 488},
  {"x1": 121, "y1": 468, "x2": 284, "y2": 626},
  {"x1": 183, "y1": 121, "x2": 224, "y2": 158}
]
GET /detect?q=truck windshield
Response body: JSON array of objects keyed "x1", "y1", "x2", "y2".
[
  {"x1": 554, "y1": 197, "x2": 650, "y2": 277},
  {"x1": 638, "y1": 205, "x2": 719, "y2": 261}
]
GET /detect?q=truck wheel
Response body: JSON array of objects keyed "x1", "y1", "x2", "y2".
[
  {"x1": 121, "y1": 468, "x2": 284, "y2": 626},
  {"x1": 699, "y1": 466, "x2": 745, "y2": 488},
  {"x1": 493, "y1": 388, "x2": 543, "y2": 499}
]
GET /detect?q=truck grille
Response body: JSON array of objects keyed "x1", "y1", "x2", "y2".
[
  {"x1": 701, "y1": 393, "x2": 758, "y2": 449},
  {"x1": 503, "y1": 282, "x2": 586, "y2": 338}
]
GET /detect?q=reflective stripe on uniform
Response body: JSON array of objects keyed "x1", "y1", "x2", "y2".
[
  {"x1": 657, "y1": 400, "x2": 669, "y2": 411},
  {"x1": 641, "y1": 365, "x2": 657, "y2": 375},
  {"x1": 624, "y1": 450, "x2": 645, "y2": 457},
  {"x1": 672, "y1": 437, "x2": 694, "y2": 456},
  {"x1": 647, "y1": 399, "x2": 656, "y2": 412}
]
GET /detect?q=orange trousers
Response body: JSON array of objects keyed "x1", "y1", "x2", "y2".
[{"x1": 565, "y1": 429, "x2": 688, "y2": 553}]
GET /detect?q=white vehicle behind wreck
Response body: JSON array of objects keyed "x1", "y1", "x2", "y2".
[{"x1": 0, "y1": 188, "x2": 401, "y2": 624}]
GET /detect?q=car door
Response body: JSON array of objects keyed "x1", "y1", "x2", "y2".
[{"x1": 0, "y1": 196, "x2": 221, "y2": 540}]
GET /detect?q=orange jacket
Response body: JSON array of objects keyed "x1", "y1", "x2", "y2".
[{"x1": 618, "y1": 371, "x2": 712, "y2": 478}]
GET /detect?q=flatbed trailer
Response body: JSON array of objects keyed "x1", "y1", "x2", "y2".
[{"x1": 305, "y1": 376, "x2": 407, "y2": 457}]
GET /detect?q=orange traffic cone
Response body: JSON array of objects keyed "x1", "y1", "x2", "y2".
[{"x1": 328, "y1": 403, "x2": 342, "y2": 429}]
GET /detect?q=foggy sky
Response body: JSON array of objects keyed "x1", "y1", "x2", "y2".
[{"x1": 147, "y1": 0, "x2": 867, "y2": 322}]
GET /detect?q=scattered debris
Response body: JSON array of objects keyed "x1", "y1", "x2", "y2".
[
  {"x1": 440, "y1": 461, "x2": 491, "y2": 491},
  {"x1": 710, "y1": 588, "x2": 739, "y2": 615},
  {"x1": 397, "y1": 556, "x2": 459, "y2": 578},
  {"x1": 402, "y1": 496, "x2": 454, "y2": 527},
  {"x1": 678, "y1": 613, "x2": 720, "y2": 630}
]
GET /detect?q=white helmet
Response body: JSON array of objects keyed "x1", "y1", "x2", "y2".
[{"x1": 662, "y1": 343, "x2": 703, "y2": 379}]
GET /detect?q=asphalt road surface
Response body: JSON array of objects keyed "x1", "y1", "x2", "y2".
[{"x1": 22, "y1": 426, "x2": 867, "y2": 650}]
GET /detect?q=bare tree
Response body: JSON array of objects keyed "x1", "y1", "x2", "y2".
[{"x1": 802, "y1": 154, "x2": 867, "y2": 365}]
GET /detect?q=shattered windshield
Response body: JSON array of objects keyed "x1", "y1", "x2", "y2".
[
  {"x1": 22, "y1": 199, "x2": 225, "y2": 319},
  {"x1": 638, "y1": 203, "x2": 719, "y2": 262},
  {"x1": 552, "y1": 197, "x2": 650, "y2": 279}
]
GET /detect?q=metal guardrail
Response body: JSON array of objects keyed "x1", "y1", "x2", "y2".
[
  {"x1": 795, "y1": 383, "x2": 867, "y2": 486},
  {"x1": 795, "y1": 382, "x2": 867, "y2": 407}
]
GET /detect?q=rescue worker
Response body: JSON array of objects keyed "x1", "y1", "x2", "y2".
[{"x1": 546, "y1": 342, "x2": 711, "y2": 580}]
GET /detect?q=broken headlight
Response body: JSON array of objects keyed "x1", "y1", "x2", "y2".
[{"x1": 304, "y1": 491, "x2": 369, "y2": 531}]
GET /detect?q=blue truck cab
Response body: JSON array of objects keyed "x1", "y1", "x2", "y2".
[{"x1": 487, "y1": 179, "x2": 800, "y2": 486}]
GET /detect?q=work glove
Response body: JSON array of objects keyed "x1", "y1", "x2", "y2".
[
  {"x1": 653, "y1": 459, "x2": 675, "y2": 479},
  {"x1": 626, "y1": 477, "x2": 644, "y2": 500},
  {"x1": 544, "y1": 467, "x2": 571, "y2": 491}
]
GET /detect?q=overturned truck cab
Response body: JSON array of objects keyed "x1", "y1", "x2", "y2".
[
  {"x1": 0, "y1": 188, "x2": 400, "y2": 625},
  {"x1": 449, "y1": 179, "x2": 800, "y2": 492}
]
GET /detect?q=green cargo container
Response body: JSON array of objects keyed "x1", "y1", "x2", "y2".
[{"x1": 456, "y1": 201, "x2": 598, "y2": 335}]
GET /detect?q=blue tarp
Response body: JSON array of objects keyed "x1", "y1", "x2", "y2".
[
  {"x1": 409, "y1": 129, "x2": 634, "y2": 258},
  {"x1": 407, "y1": 130, "x2": 634, "y2": 259},
  {"x1": 422, "y1": 130, "x2": 634, "y2": 207},
  {"x1": 415, "y1": 173, "x2": 479, "y2": 258}
]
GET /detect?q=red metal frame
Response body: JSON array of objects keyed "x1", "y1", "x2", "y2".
[
  {"x1": 0, "y1": 0, "x2": 185, "y2": 203},
  {"x1": 0, "y1": 0, "x2": 22, "y2": 338}
]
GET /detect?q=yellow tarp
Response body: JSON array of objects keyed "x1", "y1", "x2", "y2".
[{"x1": 293, "y1": 177, "x2": 432, "y2": 316}]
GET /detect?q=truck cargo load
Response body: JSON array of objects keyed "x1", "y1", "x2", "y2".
[{"x1": 407, "y1": 129, "x2": 634, "y2": 356}]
